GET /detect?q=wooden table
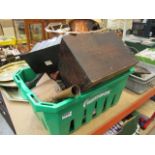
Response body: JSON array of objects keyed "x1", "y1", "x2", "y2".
[{"x1": 2, "y1": 88, "x2": 155, "y2": 135}]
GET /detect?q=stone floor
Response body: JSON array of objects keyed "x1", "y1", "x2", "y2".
[{"x1": 0, "y1": 113, "x2": 14, "y2": 135}]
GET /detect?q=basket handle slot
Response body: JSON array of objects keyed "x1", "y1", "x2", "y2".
[
  {"x1": 92, "y1": 102, "x2": 97, "y2": 118},
  {"x1": 29, "y1": 94, "x2": 39, "y2": 103},
  {"x1": 111, "y1": 95, "x2": 116, "y2": 106},
  {"x1": 102, "y1": 98, "x2": 107, "y2": 111},
  {"x1": 69, "y1": 120, "x2": 75, "y2": 132},
  {"x1": 82, "y1": 109, "x2": 87, "y2": 124},
  {"x1": 14, "y1": 75, "x2": 20, "y2": 82},
  {"x1": 28, "y1": 94, "x2": 55, "y2": 106}
]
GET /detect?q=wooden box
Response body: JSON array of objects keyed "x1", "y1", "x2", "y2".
[{"x1": 59, "y1": 32, "x2": 137, "y2": 91}]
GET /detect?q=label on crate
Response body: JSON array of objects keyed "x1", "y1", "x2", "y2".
[
  {"x1": 83, "y1": 90, "x2": 111, "y2": 108},
  {"x1": 62, "y1": 111, "x2": 72, "y2": 120},
  {"x1": 44, "y1": 60, "x2": 53, "y2": 66}
]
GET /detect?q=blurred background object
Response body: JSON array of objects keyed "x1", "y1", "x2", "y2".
[{"x1": 68, "y1": 19, "x2": 101, "y2": 32}]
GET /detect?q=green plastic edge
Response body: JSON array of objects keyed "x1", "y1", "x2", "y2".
[{"x1": 14, "y1": 67, "x2": 134, "y2": 113}]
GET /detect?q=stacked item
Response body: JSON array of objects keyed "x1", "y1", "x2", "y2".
[
  {"x1": 126, "y1": 48, "x2": 155, "y2": 94},
  {"x1": 126, "y1": 61, "x2": 155, "y2": 94},
  {"x1": 125, "y1": 35, "x2": 155, "y2": 53},
  {"x1": 0, "y1": 47, "x2": 21, "y2": 66},
  {"x1": 14, "y1": 31, "x2": 136, "y2": 134},
  {"x1": 136, "y1": 48, "x2": 155, "y2": 65},
  {"x1": 45, "y1": 19, "x2": 102, "y2": 34},
  {"x1": 0, "y1": 60, "x2": 28, "y2": 102},
  {"x1": 0, "y1": 36, "x2": 16, "y2": 46}
]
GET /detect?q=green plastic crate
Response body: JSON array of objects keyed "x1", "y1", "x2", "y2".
[{"x1": 14, "y1": 67, "x2": 134, "y2": 135}]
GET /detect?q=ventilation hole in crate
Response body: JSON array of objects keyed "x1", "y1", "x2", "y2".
[
  {"x1": 111, "y1": 95, "x2": 116, "y2": 106},
  {"x1": 30, "y1": 94, "x2": 39, "y2": 103},
  {"x1": 92, "y1": 102, "x2": 97, "y2": 117},
  {"x1": 102, "y1": 98, "x2": 107, "y2": 111},
  {"x1": 69, "y1": 120, "x2": 75, "y2": 132},
  {"x1": 16, "y1": 75, "x2": 20, "y2": 81},
  {"x1": 82, "y1": 109, "x2": 87, "y2": 124},
  {"x1": 42, "y1": 103, "x2": 53, "y2": 106}
]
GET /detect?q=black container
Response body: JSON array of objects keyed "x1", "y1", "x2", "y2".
[{"x1": 21, "y1": 36, "x2": 62, "y2": 73}]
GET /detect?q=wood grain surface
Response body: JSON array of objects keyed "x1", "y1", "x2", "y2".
[{"x1": 59, "y1": 32, "x2": 137, "y2": 91}]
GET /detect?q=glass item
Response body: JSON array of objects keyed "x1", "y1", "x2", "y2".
[
  {"x1": 0, "y1": 61, "x2": 28, "y2": 82},
  {"x1": 13, "y1": 19, "x2": 27, "y2": 44},
  {"x1": 29, "y1": 24, "x2": 43, "y2": 43}
]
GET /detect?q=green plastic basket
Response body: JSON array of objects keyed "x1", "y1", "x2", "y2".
[{"x1": 14, "y1": 67, "x2": 134, "y2": 135}]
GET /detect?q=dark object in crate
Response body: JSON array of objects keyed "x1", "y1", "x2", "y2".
[
  {"x1": 134, "y1": 66, "x2": 151, "y2": 75},
  {"x1": 21, "y1": 36, "x2": 62, "y2": 73},
  {"x1": 133, "y1": 65, "x2": 151, "y2": 77},
  {"x1": 59, "y1": 32, "x2": 137, "y2": 91}
]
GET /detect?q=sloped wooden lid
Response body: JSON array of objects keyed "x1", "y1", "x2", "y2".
[{"x1": 62, "y1": 32, "x2": 137, "y2": 84}]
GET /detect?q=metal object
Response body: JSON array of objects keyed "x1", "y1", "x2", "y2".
[
  {"x1": 68, "y1": 19, "x2": 100, "y2": 32},
  {"x1": 45, "y1": 19, "x2": 106, "y2": 35},
  {"x1": 0, "y1": 81, "x2": 17, "y2": 88},
  {"x1": 52, "y1": 85, "x2": 80, "y2": 101},
  {"x1": 134, "y1": 66, "x2": 151, "y2": 75},
  {"x1": 45, "y1": 23, "x2": 70, "y2": 34},
  {"x1": 126, "y1": 62, "x2": 155, "y2": 94},
  {"x1": 26, "y1": 73, "x2": 43, "y2": 89},
  {"x1": 0, "y1": 87, "x2": 27, "y2": 102},
  {"x1": 32, "y1": 75, "x2": 62, "y2": 102},
  {"x1": 0, "y1": 61, "x2": 28, "y2": 82}
]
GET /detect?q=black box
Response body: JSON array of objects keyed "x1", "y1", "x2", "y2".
[
  {"x1": 21, "y1": 36, "x2": 62, "y2": 73},
  {"x1": 59, "y1": 32, "x2": 137, "y2": 91}
]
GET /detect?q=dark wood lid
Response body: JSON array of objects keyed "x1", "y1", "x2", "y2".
[{"x1": 62, "y1": 32, "x2": 137, "y2": 83}]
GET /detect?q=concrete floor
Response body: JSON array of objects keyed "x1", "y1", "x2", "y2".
[{"x1": 0, "y1": 113, "x2": 14, "y2": 135}]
